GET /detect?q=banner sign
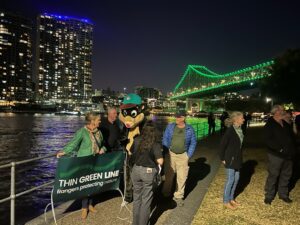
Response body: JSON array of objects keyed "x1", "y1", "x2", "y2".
[{"x1": 53, "y1": 151, "x2": 125, "y2": 202}]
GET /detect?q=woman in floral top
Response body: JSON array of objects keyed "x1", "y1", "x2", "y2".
[{"x1": 57, "y1": 112, "x2": 106, "y2": 219}]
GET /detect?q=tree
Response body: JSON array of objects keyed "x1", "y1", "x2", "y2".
[{"x1": 260, "y1": 49, "x2": 300, "y2": 109}]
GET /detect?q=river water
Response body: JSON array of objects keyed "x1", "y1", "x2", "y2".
[{"x1": 0, "y1": 113, "x2": 210, "y2": 225}]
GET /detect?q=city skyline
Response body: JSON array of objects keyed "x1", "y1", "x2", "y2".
[{"x1": 2, "y1": 0, "x2": 300, "y2": 94}]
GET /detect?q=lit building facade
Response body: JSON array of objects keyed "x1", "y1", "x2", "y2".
[
  {"x1": 36, "y1": 13, "x2": 93, "y2": 103},
  {"x1": 135, "y1": 86, "x2": 162, "y2": 108},
  {"x1": 135, "y1": 86, "x2": 160, "y2": 100},
  {"x1": 0, "y1": 11, "x2": 33, "y2": 102}
]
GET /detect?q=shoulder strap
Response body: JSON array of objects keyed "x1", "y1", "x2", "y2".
[{"x1": 92, "y1": 132, "x2": 102, "y2": 148}]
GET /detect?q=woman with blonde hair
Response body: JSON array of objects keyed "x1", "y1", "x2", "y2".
[
  {"x1": 219, "y1": 111, "x2": 245, "y2": 209},
  {"x1": 56, "y1": 112, "x2": 106, "y2": 219}
]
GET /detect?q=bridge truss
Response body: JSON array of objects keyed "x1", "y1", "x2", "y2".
[{"x1": 170, "y1": 60, "x2": 274, "y2": 100}]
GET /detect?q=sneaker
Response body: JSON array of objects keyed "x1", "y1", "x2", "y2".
[
  {"x1": 173, "y1": 197, "x2": 184, "y2": 207},
  {"x1": 279, "y1": 197, "x2": 292, "y2": 203},
  {"x1": 264, "y1": 198, "x2": 272, "y2": 205}
]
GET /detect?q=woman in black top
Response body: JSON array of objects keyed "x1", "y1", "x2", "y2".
[
  {"x1": 131, "y1": 122, "x2": 163, "y2": 225},
  {"x1": 220, "y1": 111, "x2": 245, "y2": 209}
]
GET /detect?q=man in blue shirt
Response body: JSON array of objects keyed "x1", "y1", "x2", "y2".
[{"x1": 161, "y1": 110, "x2": 197, "y2": 206}]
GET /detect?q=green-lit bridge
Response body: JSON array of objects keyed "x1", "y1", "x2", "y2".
[{"x1": 170, "y1": 60, "x2": 274, "y2": 100}]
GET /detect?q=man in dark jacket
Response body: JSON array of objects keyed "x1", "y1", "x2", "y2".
[
  {"x1": 264, "y1": 105, "x2": 296, "y2": 205},
  {"x1": 99, "y1": 107, "x2": 122, "y2": 152}
]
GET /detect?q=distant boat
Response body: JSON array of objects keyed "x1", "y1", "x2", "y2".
[
  {"x1": 11, "y1": 103, "x2": 57, "y2": 112},
  {"x1": 55, "y1": 110, "x2": 80, "y2": 116}
]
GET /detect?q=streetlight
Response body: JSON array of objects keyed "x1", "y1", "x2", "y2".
[
  {"x1": 123, "y1": 87, "x2": 127, "y2": 94},
  {"x1": 266, "y1": 97, "x2": 273, "y2": 108}
]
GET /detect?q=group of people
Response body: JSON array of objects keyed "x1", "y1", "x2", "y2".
[
  {"x1": 219, "y1": 105, "x2": 298, "y2": 210},
  {"x1": 55, "y1": 103, "x2": 298, "y2": 223},
  {"x1": 56, "y1": 107, "x2": 197, "y2": 224}
]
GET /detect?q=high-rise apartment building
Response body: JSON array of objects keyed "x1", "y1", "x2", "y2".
[
  {"x1": 36, "y1": 13, "x2": 93, "y2": 103},
  {"x1": 0, "y1": 11, "x2": 33, "y2": 102}
]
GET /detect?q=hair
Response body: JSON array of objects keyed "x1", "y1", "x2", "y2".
[
  {"x1": 107, "y1": 106, "x2": 117, "y2": 114},
  {"x1": 270, "y1": 105, "x2": 283, "y2": 115},
  {"x1": 225, "y1": 111, "x2": 243, "y2": 127},
  {"x1": 137, "y1": 121, "x2": 157, "y2": 152},
  {"x1": 85, "y1": 112, "x2": 100, "y2": 125}
]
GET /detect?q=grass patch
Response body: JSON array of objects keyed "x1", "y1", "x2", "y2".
[{"x1": 192, "y1": 148, "x2": 300, "y2": 225}]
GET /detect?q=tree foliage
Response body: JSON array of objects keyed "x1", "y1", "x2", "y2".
[{"x1": 260, "y1": 49, "x2": 300, "y2": 109}]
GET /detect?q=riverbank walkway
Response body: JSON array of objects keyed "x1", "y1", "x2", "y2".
[{"x1": 27, "y1": 124, "x2": 300, "y2": 225}]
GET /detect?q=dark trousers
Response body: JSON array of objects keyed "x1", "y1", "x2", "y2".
[
  {"x1": 124, "y1": 154, "x2": 133, "y2": 202},
  {"x1": 265, "y1": 153, "x2": 293, "y2": 200},
  {"x1": 131, "y1": 165, "x2": 156, "y2": 225},
  {"x1": 208, "y1": 124, "x2": 215, "y2": 135},
  {"x1": 82, "y1": 198, "x2": 93, "y2": 209}
]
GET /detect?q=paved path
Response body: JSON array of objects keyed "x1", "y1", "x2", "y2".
[{"x1": 28, "y1": 130, "x2": 225, "y2": 225}]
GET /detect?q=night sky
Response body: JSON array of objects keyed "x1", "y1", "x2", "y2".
[{"x1": 2, "y1": 0, "x2": 300, "y2": 93}]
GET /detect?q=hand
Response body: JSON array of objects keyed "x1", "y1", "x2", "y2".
[
  {"x1": 222, "y1": 160, "x2": 226, "y2": 165},
  {"x1": 98, "y1": 149, "x2": 105, "y2": 154},
  {"x1": 56, "y1": 151, "x2": 65, "y2": 158}
]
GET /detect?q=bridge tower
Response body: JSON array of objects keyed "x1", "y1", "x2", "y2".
[{"x1": 186, "y1": 98, "x2": 204, "y2": 112}]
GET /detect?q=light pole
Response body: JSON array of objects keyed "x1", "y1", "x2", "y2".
[{"x1": 266, "y1": 97, "x2": 273, "y2": 109}]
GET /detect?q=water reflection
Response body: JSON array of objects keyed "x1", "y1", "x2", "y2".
[{"x1": 0, "y1": 113, "x2": 85, "y2": 225}]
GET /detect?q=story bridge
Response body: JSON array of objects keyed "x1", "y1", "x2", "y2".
[{"x1": 170, "y1": 60, "x2": 274, "y2": 100}]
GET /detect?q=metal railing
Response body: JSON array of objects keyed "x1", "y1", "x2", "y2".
[{"x1": 0, "y1": 153, "x2": 56, "y2": 225}]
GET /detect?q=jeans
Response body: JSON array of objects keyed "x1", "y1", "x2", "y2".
[
  {"x1": 223, "y1": 168, "x2": 240, "y2": 203},
  {"x1": 131, "y1": 165, "x2": 157, "y2": 225}
]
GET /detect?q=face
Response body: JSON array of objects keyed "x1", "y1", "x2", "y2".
[
  {"x1": 92, "y1": 117, "x2": 101, "y2": 128},
  {"x1": 108, "y1": 109, "x2": 117, "y2": 122},
  {"x1": 234, "y1": 115, "x2": 244, "y2": 126},
  {"x1": 119, "y1": 106, "x2": 144, "y2": 129},
  {"x1": 175, "y1": 116, "x2": 185, "y2": 125},
  {"x1": 274, "y1": 106, "x2": 285, "y2": 118}
]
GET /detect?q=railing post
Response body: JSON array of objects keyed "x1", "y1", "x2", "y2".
[{"x1": 11, "y1": 162, "x2": 15, "y2": 225}]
